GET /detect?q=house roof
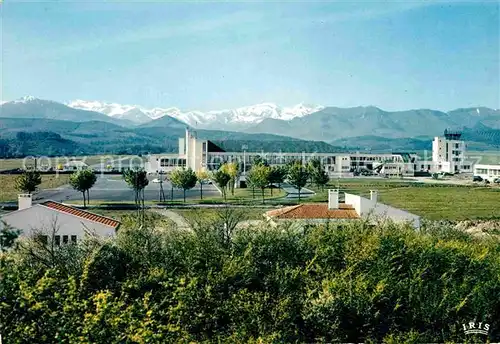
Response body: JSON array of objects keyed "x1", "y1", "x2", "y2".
[
  {"x1": 41, "y1": 201, "x2": 120, "y2": 228},
  {"x1": 266, "y1": 203, "x2": 359, "y2": 220}
]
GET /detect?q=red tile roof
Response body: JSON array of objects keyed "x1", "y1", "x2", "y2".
[
  {"x1": 266, "y1": 203, "x2": 359, "y2": 220},
  {"x1": 41, "y1": 201, "x2": 120, "y2": 228}
]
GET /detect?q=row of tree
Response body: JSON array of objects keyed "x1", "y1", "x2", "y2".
[
  {"x1": 245, "y1": 158, "x2": 330, "y2": 202},
  {"x1": 12, "y1": 157, "x2": 330, "y2": 207}
]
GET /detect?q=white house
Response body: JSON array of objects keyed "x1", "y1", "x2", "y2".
[
  {"x1": 265, "y1": 189, "x2": 421, "y2": 228},
  {"x1": 0, "y1": 194, "x2": 120, "y2": 245},
  {"x1": 474, "y1": 164, "x2": 500, "y2": 182}
]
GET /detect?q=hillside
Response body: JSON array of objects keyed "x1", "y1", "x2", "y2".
[
  {"x1": 246, "y1": 106, "x2": 500, "y2": 142},
  {"x1": 2, "y1": 98, "x2": 499, "y2": 154},
  {"x1": 0, "y1": 117, "x2": 340, "y2": 157},
  {"x1": 330, "y1": 136, "x2": 432, "y2": 153},
  {"x1": 0, "y1": 97, "x2": 133, "y2": 127},
  {"x1": 0, "y1": 132, "x2": 92, "y2": 157}
]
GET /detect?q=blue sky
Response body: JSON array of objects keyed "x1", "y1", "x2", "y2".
[{"x1": 1, "y1": 1, "x2": 498, "y2": 111}]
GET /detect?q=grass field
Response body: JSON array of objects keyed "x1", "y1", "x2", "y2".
[
  {"x1": 467, "y1": 151, "x2": 500, "y2": 165},
  {"x1": 307, "y1": 180, "x2": 500, "y2": 220},
  {"x1": 0, "y1": 174, "x2": 71, "y2": 202},
  {"x1": 89, "y1": 209, "x2": 177, "y2": 229},
  {"x1": 171, "y1": 207, "x2": 270, "y2": 222},
  {"x1": 189, "y1": 187, "x2": 287, "y2": 205}
]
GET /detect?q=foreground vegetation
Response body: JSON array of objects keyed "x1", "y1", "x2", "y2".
[{"x1": 1, "y1": 215, "x2": 499, "y2": 343}]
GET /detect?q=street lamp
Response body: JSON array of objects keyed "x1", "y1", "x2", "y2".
[{"x1": 242, "y1": 144, "x2": 248, "y2": 175}]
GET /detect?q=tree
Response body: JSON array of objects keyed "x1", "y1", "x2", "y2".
[
  {"x1": 0, "y1": 222, "x2": 20, "y2": 252},
  {"x1": 252, "y1": 155, "x2": 268, "y2": 167},
  {"x1": 247, "y1": 164, "x2": 271, "y2": 204},
  {"x1": 123, "y1": 169, "x2": 149, "y2": 215},
  {"x1": 269, "y1": 165, "x2": 288, "y2": 195},
  {"x1": 312, "y1": 167, "x2": 330, "y2": 191},
  {"x1": 170, "y1": 168, "x2": 197, "y2": 203},
  {"x1": 196, "y1": 170, "x2": 209, "y2": 200},
  {"x1": 221, "y1": 162, "x2": 239, "y2": 196},
  {"x1": 14, "y1": 171, "x2": 42, "y2": 194},
  {"x1": 307, "y1": 158, "x2": 322, "y2": 184},
  {"x1": 69, "y1": 170, "x2": 97, "y2": 208},
  {"x1": 212, "y1": 169, "x2": 231, "y2": 202},
  {"x1": 287, "y1": 162, "x2": 309, "y2": 202},
  {"x1": 308, "y1": 159, "x2": 329, "y2": 191}
]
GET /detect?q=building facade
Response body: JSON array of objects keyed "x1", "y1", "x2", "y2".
[
  {"x1": 146, "y1": 129, "x2": 475, "y2": 177},
  {"x1": 474, "y1": 164, "x2": 500, "y2": 182},
  {"x1": 428, "y1": 130, "x2": 473, "y2": 173}
]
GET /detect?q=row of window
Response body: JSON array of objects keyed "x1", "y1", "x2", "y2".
[
  {"x1": 159, "y1": 158, "x2": 187, "y2": 167},
  {"x1": 476, "y1": 168, "x2": 500, "y2": 175},
  {"x1": 38, "y1": 235, "x2": 77, "y2": 245}
]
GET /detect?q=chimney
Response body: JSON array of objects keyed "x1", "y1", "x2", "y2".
[
  {"x1": 18, "y1": 194, "x2": 33, "y2": 210},
  {"x1": 328, "y1": 189, "x2": 339, "y2": 209},
  {"x1": 370, "y1": 190, "x2": 378, "y2": 203}
]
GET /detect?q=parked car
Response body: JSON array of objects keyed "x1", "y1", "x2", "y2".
[
  {"x1": 494, "y1": 178, "x2": 500, "y2": 184},
  {"x1": 472, "y1": 176, "x2": 483, "y2": 182}
]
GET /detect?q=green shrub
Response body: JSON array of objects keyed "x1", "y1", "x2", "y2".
[{"x1": 1, "y1": 217, "x2": 499, "y2": 343}]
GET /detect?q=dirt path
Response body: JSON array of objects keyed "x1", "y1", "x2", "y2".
[{"x1": 151, "y1": 208, "x2": 191, "y2": 231}]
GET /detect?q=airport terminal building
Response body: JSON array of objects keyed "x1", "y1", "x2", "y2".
[{"x1": 146, "y1": 129, "x2": 475, "y2": 178}]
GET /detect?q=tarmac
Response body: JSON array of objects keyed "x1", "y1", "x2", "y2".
[{"x1": 33, "y1": 174, "x2": 220, "y2": 203}]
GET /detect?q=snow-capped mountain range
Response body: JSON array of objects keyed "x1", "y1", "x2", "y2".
[{"x1": 66, "y1": 99, "x2": 325, "y2": 128}]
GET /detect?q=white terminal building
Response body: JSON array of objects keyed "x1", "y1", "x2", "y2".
[{"x1": 147, "y1": 128, "x2": 478, "y2": 179}]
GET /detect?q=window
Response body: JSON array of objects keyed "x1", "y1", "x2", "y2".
[
  {"x1": 37, "y1": 235, "x2": 48, "y2": 245},
  {"x1": 55, "y1": 235, "x2": 61, "y2": 246},
  {"x1": 71, "y1": 235, "x2": 77, "y2": 244},
  {"x1": 63, "y1": 235, "x2": 68, "y2": 244}
]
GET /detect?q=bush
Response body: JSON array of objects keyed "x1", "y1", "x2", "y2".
[{"x1": 1, "y1": 218, "x2": 499, "y2": 342}]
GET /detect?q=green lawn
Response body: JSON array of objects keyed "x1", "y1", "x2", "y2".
[
  {"x1": 0, "y1": 159, "x2": 25, "y2": 171},
  {"x1": 467, "y1": 151, "x2": 500, "y2": 165},
  {"x1": 379, "y1": 186, "x2": 499, "y2": 220},
  {"x1": 307, "y1": 180, "x2": 500, "y2": 221},
  {"x1": 89, "y1": 209, "x2": 177, "y2": 228},
  {"x1": 0, "y1": 174, "x2": 71, "y2": 202},
  {"x1": 188, "y1": 187, "x2": 286, "y2": 205}
]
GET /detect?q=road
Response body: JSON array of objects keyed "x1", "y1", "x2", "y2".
[
  {"x1": 34, "y1": 175, "x2": 220, "y2": 203},
  {"x1": 281, "y1": 184, "x2": 315, "y2": 199}
]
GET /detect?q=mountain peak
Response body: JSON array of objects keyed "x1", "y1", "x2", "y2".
[
  {"x1": 67, "y1": 100, "x2": 324, "y2": 127},
  {"x1": 19, "y1": 95, "x2": 38, "y2": 102}
]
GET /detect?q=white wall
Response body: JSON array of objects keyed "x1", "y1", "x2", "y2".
[
  {"x1": 432, "y1": 136, "x2": 468, "y2": 173},
  {"x1": 474, "y1": 164, "x2": 500, "y2": 181},
  {"x1": 345, "y1": 193, "x2": 420, "y2": 228},
  {"x1": 147, "y1": 154, "x2": 185, "y2": 173},
  {"x1": 0, "y1": 205, "x2": 116, "y2": 240}
]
